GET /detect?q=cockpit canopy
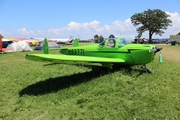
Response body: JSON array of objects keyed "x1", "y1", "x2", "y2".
[
  {"x1": 99, "y1": 38, "x2": 129, "y2": 48},
  {"x1": 118, "y1": 38, "x2": 129, "y2": 46}
]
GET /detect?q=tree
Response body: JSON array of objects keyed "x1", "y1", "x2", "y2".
[
  {"x1": 93, "y1": 34, "x2": 99, "y2": 43},
  {"x1": 93, "y1": 34, "x2": 104, "y2": 43},
  {"x1": 99, "y1": 35, "x2": 104, "y2": 42},
  {"x1": 94, "y1": 34, "x2": 99, "y2": 40},
  {"x1": 177, "y1": 32, "x2": 180, "y2": 35},
  {"x1": 131, "y1": 9, "x2": 172, "y2": 43}
]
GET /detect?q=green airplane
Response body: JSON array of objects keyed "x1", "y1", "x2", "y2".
[{"x1": 25, "y1": 37, "x2": 162, "y2": 73}]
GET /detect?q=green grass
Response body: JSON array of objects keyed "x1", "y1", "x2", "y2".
[{"x1": 0, "y1": 44, "x2": 180, "y2": 119}]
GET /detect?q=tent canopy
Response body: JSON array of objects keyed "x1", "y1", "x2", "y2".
[
  {"x1": 6, "y1": 41, "x2": 33, "y2": 52},
  {"x1": 34, "y1": 40, "x2": 60, "y2": 50}
]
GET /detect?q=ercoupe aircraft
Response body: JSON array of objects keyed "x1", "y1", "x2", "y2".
[{"x1": 25, "y1": 37, "x2": 162, "y2": 73}]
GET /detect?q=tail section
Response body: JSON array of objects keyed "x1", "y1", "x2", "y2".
[
  {"x1": 73, "y1": 38, "x2": 79, "y2": 47},
  {"x1": 69, "y1": 39, "x2": 73, "y2": 43},
  {"x1": 43, "y1": 38, "x2": 49, "y2": 54}
]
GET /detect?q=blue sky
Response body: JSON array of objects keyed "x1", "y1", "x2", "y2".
[{"x1": 0, "y1": 0, "x2": 180, "y2": 39}]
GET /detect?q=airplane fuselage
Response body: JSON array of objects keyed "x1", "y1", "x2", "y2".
[
  {"x1": 25, "y1": 37, "x2": 162, "y2": 71},
  {"x1": 60, "y1": 41, "x2": 156, "y2": 65}
]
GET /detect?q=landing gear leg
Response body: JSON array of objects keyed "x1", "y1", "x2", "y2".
[{"x1": 140, "y1": 64, "x2": 152, "y2": 74}]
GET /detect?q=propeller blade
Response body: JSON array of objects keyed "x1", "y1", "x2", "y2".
[{"x1": 149, "y1": 46, "x2": 162, "y2": 53}]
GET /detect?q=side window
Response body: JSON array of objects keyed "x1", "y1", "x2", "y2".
[{"x1": 106, "y1": 39, "x2": 115, "y2": 48}]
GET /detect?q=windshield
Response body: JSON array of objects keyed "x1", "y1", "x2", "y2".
[
  {"x1": 99, "y1": 38, "x2": 129, "y2": 48},
  {"x1": 118, "y1": 38, "x2": 129, "y2": 47}
]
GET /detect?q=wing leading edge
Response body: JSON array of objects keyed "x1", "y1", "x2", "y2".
[{"x1": 25, "y1": 54, "x2": 125, "y2": 63}]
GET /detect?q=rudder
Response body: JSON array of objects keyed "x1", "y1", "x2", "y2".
[
  {"x1": 73, "y1": 38, "x2": 79, "y2": 47},
  {"x1": 43, "y1": 38, "x2": 49, "y2": 54}
]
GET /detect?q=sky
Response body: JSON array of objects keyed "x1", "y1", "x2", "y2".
[{"x1": 0, "y1": 0, "x2": 180, "y2": 39}]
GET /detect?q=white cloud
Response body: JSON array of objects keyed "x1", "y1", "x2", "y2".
[
  {"x1": 17, "y1": 28, "x2": 36, "y2": 36},
  {"x1": 165, "y1": 12, "x2": 180, "y2": 34},
  {"x1": 0, "y1": 30, "x2": 4, "y2": 35},
  {"x1": 1, "y1": 12, "x2": 180, "y2": 39},
  {"x1": 0, "y1": 30, "x2": 13, "y2": 37},
  {"x1": 48, "y1": 28, "x2": 60, "y2": 35}
]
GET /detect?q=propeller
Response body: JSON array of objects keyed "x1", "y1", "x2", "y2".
[
  {"x1": 149, "y1": 46, "x2": 163, "y2": 63},
  {"x1": 149, "y1": 46, "x2": 162, "y2": 53}
]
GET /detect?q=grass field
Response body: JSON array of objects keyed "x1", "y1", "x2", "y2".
[{"x1": 0, "y1": 44, "x2": 180, "y2": 120}]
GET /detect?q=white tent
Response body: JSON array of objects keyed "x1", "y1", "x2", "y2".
[
  {"x1": 34, "y1": 40, "x2": 60, "y2": 50},
  {"x1": 6, "y1": 41, "x2": 33, "y2": 52}
]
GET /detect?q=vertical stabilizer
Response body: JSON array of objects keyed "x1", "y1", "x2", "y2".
[
  {"x1": 73, "y1": 38, "x2": 79, "y2": 47},
  {"x1": 43, "y1": 38, "x2": 49, "y2": 54}
]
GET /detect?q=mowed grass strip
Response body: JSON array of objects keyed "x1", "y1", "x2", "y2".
[{"x1": 0, "y1": 44, "x2": 180, "y2": 119}]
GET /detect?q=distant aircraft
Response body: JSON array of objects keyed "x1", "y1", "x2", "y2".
[
  {"x1": 25, "y1": 37, "x2": 162, "y2": 73},
  {"x1": 56, "y1": 38, "x2": 73, "y2": 44},
  {"x1": 32, "y1": 37, "x2": 74, "y2": 45}
]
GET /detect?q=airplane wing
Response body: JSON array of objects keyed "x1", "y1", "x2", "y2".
[{"x1": 25, "y1": 54, "x2": 125, "y2": 63}]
